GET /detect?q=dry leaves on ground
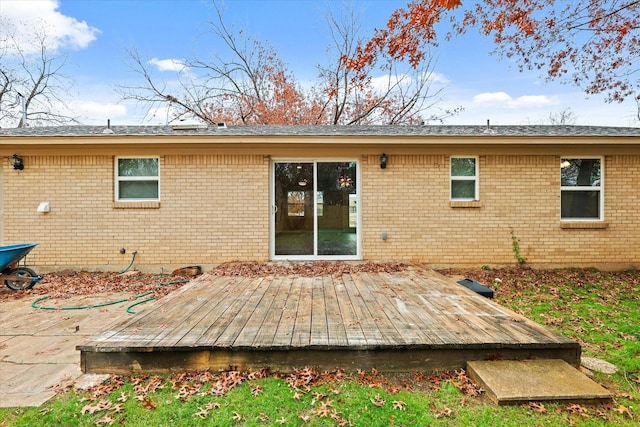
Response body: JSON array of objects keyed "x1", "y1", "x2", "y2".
[
  {"x1": 0, "y1": 270, "x2": 191, "y2": 302},
  {"x1": 209, "y1": 261, "x2": 408, "y2": 277},
  {"x1": 1, "y1": 261, "x2": 408, "y2": 302}
]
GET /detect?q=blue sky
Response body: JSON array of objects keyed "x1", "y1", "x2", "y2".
[{"x1": 2, "y1": 0, "x2": 638, "y2": 127}]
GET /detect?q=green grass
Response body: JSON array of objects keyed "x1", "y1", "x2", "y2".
[{"x1": 1, "y1": 268, "x2": 638, "y2": 426}]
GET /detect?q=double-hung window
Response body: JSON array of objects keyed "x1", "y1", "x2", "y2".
[
  {"x1": 450, "y1": 156, "x2": 478, "y2": 201},
  {"x1": 115, "y1": 157, "x2": 160, "y2": 201},
  {"x1": 560, "y1": 158, "x2": 602, "y2": 220}
]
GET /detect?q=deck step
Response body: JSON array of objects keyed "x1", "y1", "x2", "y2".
[{"x1": 467, "y1": 359, "x2": 612, "y2": 405}]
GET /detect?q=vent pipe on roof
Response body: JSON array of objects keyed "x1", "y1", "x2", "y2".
[
  {"x1": 484, "y1": 119, "x2": 496, "y2": 134},
  {"x1": 102, "y1": 119, "x2": 114, "y2": 134}
]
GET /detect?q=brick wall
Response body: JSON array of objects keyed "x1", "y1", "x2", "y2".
[
  {"x1": 361, "y1": 153, "x2": 640, "y2": 269},
  {"x1": 1, "y1": 153, "x2": 638, "y2": 271},
  {"x1": 1, "y1": 154, "x2": 270, "y2": 271}
]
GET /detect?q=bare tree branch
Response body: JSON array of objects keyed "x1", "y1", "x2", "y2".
[
  {"x1": 0, "y1": 23, "x2": 77, "y2": 127},
  {"x1": 119, "y1": 0, "x2": 460, "y2": 126}
]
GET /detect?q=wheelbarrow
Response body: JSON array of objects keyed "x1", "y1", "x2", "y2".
[{"x1": 0, "y1": 243, "x2": 43, "y2": 290}]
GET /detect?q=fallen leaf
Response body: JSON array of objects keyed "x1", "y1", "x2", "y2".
[
  {"x1": 81, "y1": 399, "x2": 112, "y2": 415},
  {"x1": 613, "y1": 405, "x2": 634, "y2": 418},
  {"x1": 371, "y1": 395, "x2": 386, "y2": 407},
  {"x1": 529, "y1": 402, "x2": 547, "y2": 413},
  {"x1": 298, "y1": 414, "x2": 311, "y2": 423},
  {"x1": 393, "y1": 400, "x2": 406, "y2": 410},
  {"x1": 95, "y1": 415, "x2": 114, "y2": 425},
  {"x1": 141, "y1": 397, "x2": 156, "y2": 410},
  {"x1": 251, "y1": 384, "x2": 263, "y2": 396},
  {"x1": 387, "y1": 384, "x2": 400, "y2": 394},
  {"x1": 566, "y1": 403, "x2": 587, "y2": 416},
  {"x1": 313, "y1": 391, "x2": 327, "y2": 401},
  {"x1": 316, "y1": 402, "x2": 332, "y2": 418},
  {"x1": 194, "y1": 408, "x2": 209, "y2": 419},
  {"x1": 432, "y1": 406, "x2": 453, "y2": 418}
]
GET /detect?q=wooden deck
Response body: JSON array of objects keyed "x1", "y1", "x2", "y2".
[{"x1": 78, "y1": 266, "x2": 580, "y2": 374}]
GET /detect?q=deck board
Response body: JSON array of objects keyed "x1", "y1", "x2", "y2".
[
  {"x1": 79, "y1": 265, "x2": 581, "y2": 373},
  {"x1": 173, "y1": 276, "x2": 248, "y2": 347},
  {"x1": 310, "y1": 277, "x2": 329, "y2": 346},
  {"x1": 271, "y1": 276, "x2": 302, "y2": 347},
  {"x1": 251, "y1": 276, "x2": 288, "y2": 348},
  {"x1": 204, "y1": 277, "x2": 267, "y2": 347},
  {"x1": 322, "y1": 276, "x2": 349, "y2": 346}
]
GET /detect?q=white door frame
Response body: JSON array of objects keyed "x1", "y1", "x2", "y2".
[{"x1": 270, "y1": 158, "x2": 361, "y2": 261}]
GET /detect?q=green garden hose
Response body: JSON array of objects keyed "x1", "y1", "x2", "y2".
[
  {"x1": 125, "y1": 297, "x2": 156, "y2": 314},
  {"x1": 32, "y1": 291, "x2": 153, "y2": 311},
  {"x1": 118, "y1": 251, "x2": 137, "y2": 274},
  {"x1": 30, "y1": 279, "x2": 190, "y2": 313}
]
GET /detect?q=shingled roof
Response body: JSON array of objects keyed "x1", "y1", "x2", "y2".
[{"x1": 1, "y1": 124, "x2": 640, "y2": 137}]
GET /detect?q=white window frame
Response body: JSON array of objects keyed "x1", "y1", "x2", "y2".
[
  {"x1": 450, "y1": 156, "x2": 479, "y2": 201},
  {"x1": 270, "y1": 158, "x2": 361, "y2": 261},
  {"x1": 115, "y1": 157, "x2": 160, "y2": 202},
  {"x1": 560, "y1": 157, "x2": 603, "y2": 221}
]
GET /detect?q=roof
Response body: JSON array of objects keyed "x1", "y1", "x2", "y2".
[{"x1": 1, "y1": 124, "x2": 640, "y2": 138}]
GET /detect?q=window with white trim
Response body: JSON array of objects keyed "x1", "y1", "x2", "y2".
[
  {"x1": 115, "y1": 157, "x2": 160, "y2": 201},
  {"x1": 560, "y1": 158, "x2": 602, "y2": 220},
  {"x1": 450, "y1": 156, "x2": 478, "y2": 201}
]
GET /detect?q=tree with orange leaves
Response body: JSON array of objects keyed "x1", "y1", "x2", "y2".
[
  {"x1": 350, "y1": 0, "x2": 639, "y2": 104},
  {"x1": 119, "y1": 2, "x2": 460, "y2": 125}
]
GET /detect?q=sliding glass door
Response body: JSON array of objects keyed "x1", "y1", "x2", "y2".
[{"x1": 273, "y1": 161, "x2": 359, "y2": 259}]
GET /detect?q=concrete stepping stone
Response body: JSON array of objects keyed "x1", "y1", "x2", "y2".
[
  {"x1": 581, "y1": 357, "x2": 618, "y2": 374},
  {"x1": 467, "y1": 359, "x2": 612, "y2": 405}
]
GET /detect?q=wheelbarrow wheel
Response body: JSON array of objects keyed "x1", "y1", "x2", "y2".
[{"x1": 5, "y1": 267, "x2": 38, "y2": 290}]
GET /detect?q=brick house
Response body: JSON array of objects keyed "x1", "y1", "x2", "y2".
[{"x1": 1, "y1": 124, "x2": 639, "y2": 272}]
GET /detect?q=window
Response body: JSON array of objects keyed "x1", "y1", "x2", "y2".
[
  {"x1": 450, "y1": 157, "x2": 478, "y2": 201},
  {"x1": 560, "y1": 158, "x2": 602, "y2": 220},
  {"x1": 115, "y1": 157, "x2": 159, "y2": 201}
]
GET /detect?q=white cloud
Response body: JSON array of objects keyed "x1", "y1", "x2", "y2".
[
  {"x1": 473, "y1": 91, "x2": 556, "y2": 108},
  {"x1": 70, "y1": 101, "x2": 128, "y2": 123},
  {"x1": 473, "y1": 92, "x2": 512, "y2": 104},
  {"x1": 427, "y1": 72, "x2": 450, "y2": 84},
  {"x1": 148, "y1": 57, "x2": 189, "y2": 73},
  {"x1": 0, "y1": 0, "x2": 99, "y2": 53}
]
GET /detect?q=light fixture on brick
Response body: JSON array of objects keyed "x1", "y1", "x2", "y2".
[{"x1": 11, "y1": 154, "x2": 24, "y2": 170}]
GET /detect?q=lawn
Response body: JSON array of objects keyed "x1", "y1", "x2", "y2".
[{"x1": 1, "y1": 267, "x2": 638, "y2": 426}]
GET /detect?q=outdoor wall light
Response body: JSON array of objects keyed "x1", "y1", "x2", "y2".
[
  {"x1": 380, "y1": 153, "x2": 387, "y2": 169},
  {"x1": 12, "y1": 154, "x2": 24, "y2": 170}
]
